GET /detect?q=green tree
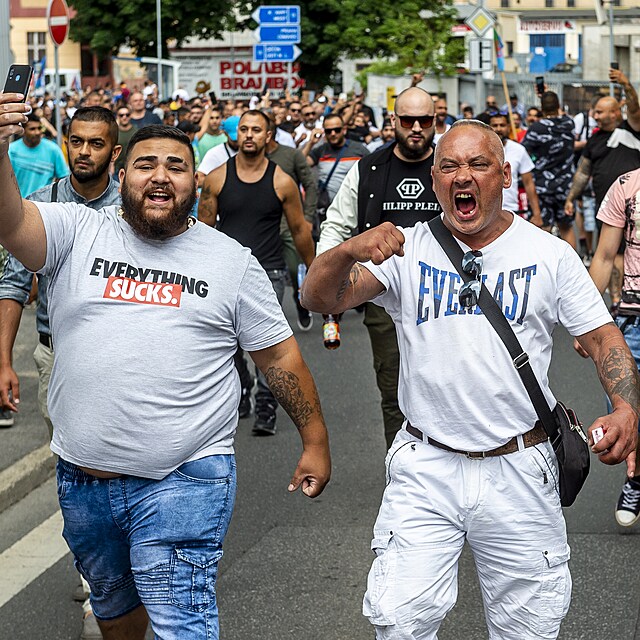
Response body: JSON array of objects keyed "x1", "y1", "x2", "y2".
[
  {"x1": 238, "y1": 0, "x2": 461, "y2": 88},
  {"x1": 69, "y1": 0, "x2": 237, "y2": 60}
]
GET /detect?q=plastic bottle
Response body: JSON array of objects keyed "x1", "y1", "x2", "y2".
[
  {"x1": 297, "y1": 263, "x2": 307, "y2": 301},
  {"x1": 322, "y1": 314, "x2": 341, "y2": 350}
]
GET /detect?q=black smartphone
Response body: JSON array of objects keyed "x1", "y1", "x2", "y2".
[
  {"x1": 262, "y1": 80, "x2": 270, "y2": 95},
  {"x1": 535, "y1": 75, "x2": 545, "y2": 95},
  {"x1": 3, "y1": 65, "x2": 33, "y2": 100},
  {"x1": 611, "y1": 61, "x2": 619, "y2": 70},
  {"x1": 208, "y1": 90, "x2": 217, "y2": 105}
]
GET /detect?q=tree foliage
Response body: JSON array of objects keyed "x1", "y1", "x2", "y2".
[
  {"x1": 237, "y1": 0, "x2": 462, "y2": 88},
  {"x1": 69, "y1": 0, "x2": 237, "y2": 59}
]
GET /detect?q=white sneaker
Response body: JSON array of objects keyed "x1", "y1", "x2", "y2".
[{"x1": 615, "y1": 478, "x2": 640, "y2": 526}]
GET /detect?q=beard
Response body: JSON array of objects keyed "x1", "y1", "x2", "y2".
[
  {"x1": 396, "y1": 129, "x2": 434, "y2": 160},
  {"x1": 120, "y1": 180, "x2": 197, "y2": 240},
  {"x1": 71, "y1": 155, "x2": 112, "y2": 184}
]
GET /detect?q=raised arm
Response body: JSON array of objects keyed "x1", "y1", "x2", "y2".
[
  {"x1": 249, "y1": 335, "x2": 330, "y2": 498},
  {"x1": 0, "y1": 94, "x2": 47, "y2": 271},
  {"x1": 301, "y1": 222, "x2": 404, "y2": 314},
  {"x1": 610, "y1": 68, "x2": 640, "y2": 132}
]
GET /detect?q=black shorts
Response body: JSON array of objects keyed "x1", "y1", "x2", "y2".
[{"x1": 539, "y1": 194, "x2": 574, "y2": 228}]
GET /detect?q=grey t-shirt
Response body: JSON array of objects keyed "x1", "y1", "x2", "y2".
[{"x1": 36, "y1": 203, "x2": 292, "y2": 478}]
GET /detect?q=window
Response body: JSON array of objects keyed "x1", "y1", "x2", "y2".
[
  {"x1": 568, "y1": 0, "x2": 575, "y2": 6},
  {"x1": 501, "y1": 0, "x2": 509, "y2": 6},
  {"x1": 507, "y1": 41, "x2": 514, "y2": 56},
  {"x1": 27, "y1": 32, "x2": 46, "y2": 66},
  {"x1": 545, "y1": 0, "x2": 554, "y2": 6}
]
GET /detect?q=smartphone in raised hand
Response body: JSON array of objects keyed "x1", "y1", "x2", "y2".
[
  {"x1": 535, "y1": 76, "x2": 545, "y2": 96},
  {"x1": 3, "y1": 65, "x2": 34, "y2": 100}
]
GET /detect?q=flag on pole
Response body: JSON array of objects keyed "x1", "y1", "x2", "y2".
[
  {"x1": 494, "y1": 29, "x2": 505, "y2": 72},
  {"x1": 71, "y1": 73, "x2": 81, "y2": 92},
  {"x1": 34, "y1": 57, "x2": 46, "y2": 91}
]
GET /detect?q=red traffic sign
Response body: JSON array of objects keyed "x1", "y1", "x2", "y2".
[{"x1": 47, "y1": 0, "x2": 70, "y2": 46}]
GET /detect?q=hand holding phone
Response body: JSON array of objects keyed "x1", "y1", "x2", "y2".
[
  {"x1": 611, "y1": 61, "x2": 619, "y2": 70},
  {"x1": 3, "y1": 65, "x2": 33, "y2": 101},
  {"x1": 535, "y1": 76, "x2": 545, "y2": 96}
]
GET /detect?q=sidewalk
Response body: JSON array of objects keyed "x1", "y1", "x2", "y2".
[{"x1": 0, "y1": 305, "x2": 55, "y2": 513}]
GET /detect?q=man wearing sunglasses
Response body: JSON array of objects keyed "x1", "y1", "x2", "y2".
[
  {"x1": 302, "y1": 119, "x2": 639, "y2": 639},
  {"x1": 315, "y1": 86, "x2": 442, "y2": 449}
]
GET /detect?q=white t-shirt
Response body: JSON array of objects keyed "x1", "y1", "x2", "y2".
[
  {"x1": 198, "y1": 143, "x2": 238, "y2": 175},
  {"x1": 433, "y1": 124, "x2": 451, "y2": 145},
  {"x1": 364, "y1": 215, "x2": 611, "y2": 451},
  {"x1": 503, "y1": 139, "x2": 534, "y2": 212},
  {"x1": 37, "y1": 203, "x2": 292, "y2": 478}
]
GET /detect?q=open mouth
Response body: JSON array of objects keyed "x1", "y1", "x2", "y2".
[
  {"x1": 147, "y1": 190, "x2": 172, "y2": 204},
  {"x1": 454, "y1": 192, "x2": 477, "y2": 217}
]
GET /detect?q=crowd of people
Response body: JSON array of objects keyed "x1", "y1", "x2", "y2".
[{"x1": 0, "y1": 67, "x2": 640, "y2": 639}]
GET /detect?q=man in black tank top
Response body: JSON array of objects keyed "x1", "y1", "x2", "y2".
[{"x1": 199, "y1": 110, "x2": 315, "y2": 436}]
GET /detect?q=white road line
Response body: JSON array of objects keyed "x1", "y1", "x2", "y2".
[{"x1": 0, "y1": 511, "x2": 69, "y2": 608}]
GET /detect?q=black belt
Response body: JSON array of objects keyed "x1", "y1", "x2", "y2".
[
  {"x1": 405, "y1": 422, "x2": 548, "y2": 459},
  {"x1": 39, "y1": 333, "x2": 53, "y2": 349}
]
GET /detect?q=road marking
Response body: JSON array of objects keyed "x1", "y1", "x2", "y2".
[{"x1": 0, "y1": 511, "x2": 68, "y2": 608}]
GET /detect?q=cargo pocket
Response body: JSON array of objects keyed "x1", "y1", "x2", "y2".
[
  {"x1": 170, "y1": 547, "x2": 223, "y2": 612},
  {"x1": 363, "y1": 532, "x2": 396, "y2": 626},
  {"x1": 535, "y1": 545, "x2": 571, "y2": 635}
]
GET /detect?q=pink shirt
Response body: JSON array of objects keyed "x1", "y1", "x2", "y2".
[{"x1": 597, "y1": 168, "x2": 640, "y2": 315}]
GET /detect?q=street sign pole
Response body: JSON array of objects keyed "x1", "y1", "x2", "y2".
[
  {"x1": 54, "y1": 44, "x2": 61, "y2": 146},
  {"x1": 47, "y1": 0, "x2": 70, "y2": 148}
]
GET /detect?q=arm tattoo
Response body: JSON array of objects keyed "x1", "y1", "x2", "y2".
[
  {"x1": 264, "y1": 366, "x2": 321, "y2": 429},
  {"x1": 598, "y1": 345, "x2": 640, "y2": 417},
  {"x1": 336, "y1": 263, "x2": 362, "y2": 302},
  {"x1": 567, "y1": 157, "x2": 592, "y2": 201}
]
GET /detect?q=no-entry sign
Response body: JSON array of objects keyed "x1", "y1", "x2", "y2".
[{"x1": 47, "y1": 0, "x2": 70, "y2": 47}]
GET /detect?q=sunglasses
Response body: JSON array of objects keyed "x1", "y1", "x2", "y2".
[
  {"x1": 289, "y1": 108, "x2": 301, "y2": 113},
  {"x1": 118, "y1": 112, "x2": 130, "y2": 117},
  {"x1": 302, "y1": 111, "x2": 314, "y2": 116},
  {"x1": 324, "y1": 126, "x2": 343, "y2": 134},
  {"x1": 396, "y1": 114, "x2": 435, "y2": 129},
  {"x1": 458, "y1": 250, "x2": 483, "y2": 309}
]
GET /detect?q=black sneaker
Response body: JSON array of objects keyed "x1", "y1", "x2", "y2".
[
  {"x1": 615, "y1": 478, "x2": 640, "y2": 526},
  {"x1": 0, "y1": 408, "x2": 14, "y2": 428},
  {"x1": 295, "y1": 299, "x2": 313, "y2": 332},
  {"x1": 252, "y1": 409, "x2": 277, "y2": 436},
  {"x1": 238, "y1": 390, "x2": 253, "y2": 419}
]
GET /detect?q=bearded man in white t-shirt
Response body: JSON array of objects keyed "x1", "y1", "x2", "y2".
[{"x1": 302, "y1": 119, "x2": 639, "y2": 639}]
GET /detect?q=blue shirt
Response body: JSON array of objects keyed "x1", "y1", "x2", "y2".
[
  {"x1": 0, "y1": 176, "x2": 121, "y2": 336},
  {"x1": 8, "y1": 138, "x2": 69, "y2": 197}
]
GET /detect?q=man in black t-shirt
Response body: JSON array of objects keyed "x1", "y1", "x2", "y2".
[
  {"x1": 316, "y1": 87, "x2": 441, "y2": 449},
  {"x1": 565, "y1": 67, "x2": 640, "y2": 311}
]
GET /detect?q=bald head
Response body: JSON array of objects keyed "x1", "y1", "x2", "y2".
[
  {"x1": 594, "y1": 96, "x2": 622, "y2": 132},
  {"x1": 435, "y1": 120, "x2": 504, "y2": 164},
  {"x1": 395, "y1": 87, "x2": 434, "y2": 115}
]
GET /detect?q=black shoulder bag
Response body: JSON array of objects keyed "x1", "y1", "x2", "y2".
[{"x1": 428, "y1": 216, "x2": 590, "y2": 507}]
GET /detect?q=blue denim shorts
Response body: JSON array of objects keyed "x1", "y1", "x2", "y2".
[{"x1": 56, "y1": 454, "x2": 236, "y2": 639}]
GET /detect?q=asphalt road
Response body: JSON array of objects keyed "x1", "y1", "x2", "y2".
[{"x1": 1, "y1": 295, "x2": 639, "y2": 640}]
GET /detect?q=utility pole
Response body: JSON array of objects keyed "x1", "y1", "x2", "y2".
[{"x1": 0, "y1": 0, "x2": 14, "y2": 76}]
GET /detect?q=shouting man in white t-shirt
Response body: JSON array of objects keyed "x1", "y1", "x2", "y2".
[{"x1": 302, "y1": 119, "x2": 639, "y2": 639}]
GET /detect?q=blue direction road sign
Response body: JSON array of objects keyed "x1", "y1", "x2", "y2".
[
  {"x1": 253, "y1": 25, "x2": 300, "y2": 43},
  {"x1": 253, "y1": 44, "x2": 302, "y2": 62},
  {"x1": 251, "y1": 6, "x2": 300, "y2": 25}
]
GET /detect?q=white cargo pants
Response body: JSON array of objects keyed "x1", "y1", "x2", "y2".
[{"x1": 363, "y1": 429, "x2": 571, "y2": 639}]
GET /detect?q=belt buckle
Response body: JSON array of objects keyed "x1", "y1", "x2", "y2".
[{"x1": 466, "y1": 450, "x2": 486, "y2": 459}]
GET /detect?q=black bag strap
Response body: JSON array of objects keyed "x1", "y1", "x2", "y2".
[
  {"x1": 427, "y1": 216, "x2": 558, "y2": 440},
  {"x1": 51, "y1": 180, "x2": 59, "y2": 202},
  {"x1": 319, "y1": 142, "x2": 347, "y2": 191}
]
